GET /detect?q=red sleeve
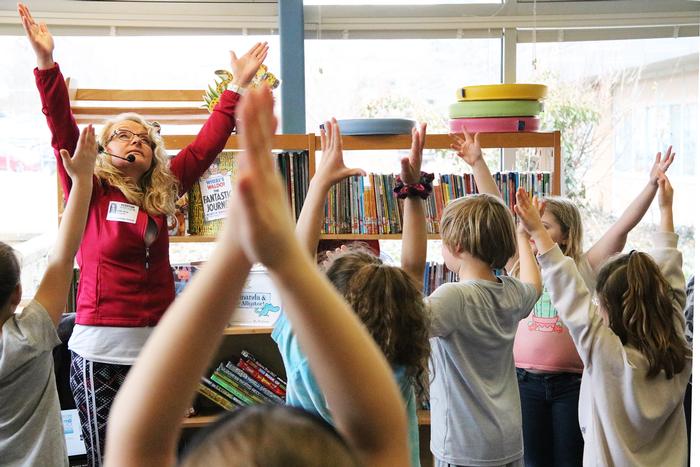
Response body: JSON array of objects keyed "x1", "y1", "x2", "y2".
[
  {"x1": 169, "y1": 90, "x2": 240, "y2": 196},
  {"x1": 34, "y1": 63, "x2": 80, "y2": 199}
]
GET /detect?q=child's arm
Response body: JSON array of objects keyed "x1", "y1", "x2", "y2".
[
  {"x1": 513, "y1": 189, "x2": 543, "y2": 296},
  {"x1": 401, "y1": 123, "x2": 428, "y2": 286},
  {"x1": 106, "y1": 88, "x2": 409, "y2": 467},
  {"x1": 586, "y1": 147, "x2": 675, "y2": 271},
  {"x1": 33, "y1": 125, "x2": 96, "y2": 327},
  {"x1": 648, "y1": 173, "x2": 686, "y2": 312},
  {"x1": 234, "y1": 89, "x2": 409, "y2": 467},
  {"x1": 452, "y1": 130, "x2": 523, "y2": 272},
  {"x1": 450, "y1": 130, "x2": 500, "y2": 197},
  {"x1": 295, "y1": 118, "x2": 365, "y2": 256},
  {"x1": 515, "y1": 187, "x2": 604, "y2": 365}
]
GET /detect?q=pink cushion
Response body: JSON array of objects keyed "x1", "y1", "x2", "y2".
[{"x1": 449, "y1": 117, "x2": 540, "y2": 133}]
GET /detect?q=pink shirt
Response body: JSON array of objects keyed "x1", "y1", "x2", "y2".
[{"x1": 512, "y1": 257, "x2": 596, "y2": 373}]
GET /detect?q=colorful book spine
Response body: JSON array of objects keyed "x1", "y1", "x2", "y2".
[
  {"x1": 211, "y1": 372, "x2": 258, "y2": 406},
  {"x1": 240, "y1": 350, "x2": 287, "y2": 391},
  {"x1": 219, "y1": 363, "x2": 280, "y2": 404},
  {"x1": 224, "y1": 362, "x2": 284, "y2": 403},
  {"x1": 236, "y1": 359, "x2": 286, "y2": 398}
]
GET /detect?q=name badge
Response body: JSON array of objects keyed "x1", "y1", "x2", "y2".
[{"x1": 106, "y1": 201, "x2": 139, "y2": 224}]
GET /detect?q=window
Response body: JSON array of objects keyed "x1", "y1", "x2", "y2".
[
  {"x1": 0, "y1": 34, "x2": 279, "y2": 239},
  {"x1": 518, "y1": 36, "x2": 698, "y2": 274}
]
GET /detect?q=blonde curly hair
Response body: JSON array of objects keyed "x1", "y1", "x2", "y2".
[{"x1": 96, "y1": 113, "x2": 179, "y2": 217}]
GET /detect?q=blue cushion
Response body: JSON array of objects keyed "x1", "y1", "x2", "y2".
[{"x1": 334, "y1": 118, "x2": 416, "y2": 135}]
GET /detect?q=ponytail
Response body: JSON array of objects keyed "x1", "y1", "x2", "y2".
[{"x1": 596, "y1": 251, "x2": 689, "y2": 379}]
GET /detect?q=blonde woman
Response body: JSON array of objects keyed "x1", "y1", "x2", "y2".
[{"x1": 19, "y1": 4, "x2": 268, "y2": 465}]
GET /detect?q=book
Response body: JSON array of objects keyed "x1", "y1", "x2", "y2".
[
  {"x1": 218, "y1": 363, "x2": 279, "y2": 404},
  {"x1": 241, "y1": 350, "x2": 287, "y2": 391},
  {"x1": 224, "y1": 362, "x2": 284, "y2": 404},
  {"x1": 198, "y1": 381, "x2": 235, "y2": 411}
]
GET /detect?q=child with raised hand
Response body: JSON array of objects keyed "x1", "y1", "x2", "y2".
[
  {"x1": 1, "y1": 125, "x2": 97, "y2": 467},
  {"x1": 514, "y1": 175, "x2": 690, "y2": 466},
  {"x1": 104, "y1": 89, "x2": 410, "y2": 467},
  {"x1": 452, "y1": 129, "x2": 676, "y2": 466},
  {"x1": 272, "y1": 118, "x2": 429, "y2": 467},
  {"x1": 422, "y1": 189, "x2": 542, "y2": 465}
]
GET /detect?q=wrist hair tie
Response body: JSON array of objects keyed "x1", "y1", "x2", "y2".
[{"x1": 394, "y1": 172, "x2": 434, "y2": 200}]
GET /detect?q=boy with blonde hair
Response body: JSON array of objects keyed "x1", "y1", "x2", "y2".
[{"x1": 421, "y1": 193, "x2": 543, "y2": 467}]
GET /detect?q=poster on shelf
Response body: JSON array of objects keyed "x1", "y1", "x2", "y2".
[
  {"x1": 199, "y1": 165, "x2": 234, "y2": 222},
  {"x1": 230, "y1": 267, "x2": 283, "y2": 327}
]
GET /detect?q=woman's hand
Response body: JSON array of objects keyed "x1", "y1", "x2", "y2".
[
  {"x1": 18, "y1": 2, "x2": 55, "y2": 70},
  {"x1": 230, "y1": 42, "x2": 269, "y2": 88}
]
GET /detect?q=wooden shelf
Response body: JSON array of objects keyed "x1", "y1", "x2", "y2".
[
  {"x1": 182, "y1": 414, "x2": 220, "y2": 428},
  {"x1": 170, "y1": 235, "x2": 217, "y2": 243},
  {"x1": 183, "y1": 410, "x2": 431, "y2": 429},
  {"x1": 223, "y1": 326, "x2": 273, "y2": 336},
  {"x1": 171, "y1": 234, "x2": 441, "y2": 242}
]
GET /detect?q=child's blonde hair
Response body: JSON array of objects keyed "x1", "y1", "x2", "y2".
[
  {"x1": 440, "y1": 194, "x2": 516, "y2": 269},
  {"x1": 596, "y1": 251, "x2": 690, "y2": 379},
  {"x1": 180, "y1": 405, "x2": 361, "y2": 467},
  {"x1": 97, "y1": 113, "x2": 179, "y2": 217},
  {"x1": 323, "y1": 246, "x2": 430, "y2": 396},
  {"x1": 542, "y1": 196, "x2": 584, "y2": 263},
  {"x1": 0, "y1": 242, "x2": 20, "y2": 309}
]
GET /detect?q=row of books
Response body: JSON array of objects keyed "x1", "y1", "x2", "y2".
[
  {"x1": 277, "y1": 151, "x2": 310, "y2": 221},
  {"x1": 197, "y1": 350, "x2": 287, "y2": 412},
  {"x1": 423, "y1": 262, "x2": 458, "y2": 296},
  {"x1": 322, "y1": 171, "x2": 552, "y2": 235},
  {"x1": 423, "y1": 262, "x2": 506, "y2": 296}
]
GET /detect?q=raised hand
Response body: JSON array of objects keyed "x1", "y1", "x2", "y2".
[
  {"x1": 450, "y1": 129, "x2": 482, "y2": 166},
  {"x1": 514, "y1": 188, "x2": 545, "y2": 237},
  {"x1": 60, "y1": 124, "x2": 97, "y2": 182},
  {"x1": 230, "y1": 42, "x2": 269, "y2": 87},
  {"x1": 657, "y1": 172, "x2": 674, "y2": 210},
  {"x1": 228, "y1": 86, "x2": 296, "y2": 268},
  {"x1": 649, "y1": 146, "x2": 675, "y2": 186},
  {"x1": 316, "y1": 118, "x2": 366, "y2": 188},
  {"x1": 18, "y1": 2, "x2": 55, "y2": 69},
  {"x1": 401, "y1": 122, "x2": 427, "y2": 184}
]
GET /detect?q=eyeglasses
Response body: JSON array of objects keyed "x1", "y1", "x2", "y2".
[{"x1": 109, "y1": 128, "x2": 154, "y2": 147}]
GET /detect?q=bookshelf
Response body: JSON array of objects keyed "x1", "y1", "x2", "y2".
[{"x1": 62, "y1": 82, "x2": 560, "y2": 467}]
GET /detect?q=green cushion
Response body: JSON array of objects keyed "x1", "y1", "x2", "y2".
[{"x1": 448, "y1": 100, "x2": 543, "y2": 119}]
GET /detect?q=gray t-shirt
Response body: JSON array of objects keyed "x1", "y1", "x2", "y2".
[
  {"x1": 426, "y1": 277, "x2": 539, "y2": 466},
  {"x1": 0, "y1": 300, "x2": 68, "y2": 467}
]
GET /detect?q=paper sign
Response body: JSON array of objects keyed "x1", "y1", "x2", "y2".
[
  {"x1": 199, "y1": 173, "x2": 233, "y2": 222},
  {"x1": 62, "y1": 409, "x2": 87, "y2": 457}
]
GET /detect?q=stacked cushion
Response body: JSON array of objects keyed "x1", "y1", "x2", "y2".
[{"x1": 449, "y1": 84, "x2": 547, "y2": 133}]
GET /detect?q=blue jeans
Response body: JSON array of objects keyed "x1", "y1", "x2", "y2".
[{"x1": 516, "y1": 368, "x2": 583, "y2": 467}]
